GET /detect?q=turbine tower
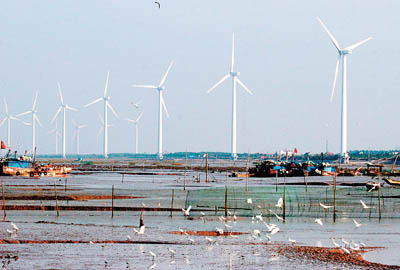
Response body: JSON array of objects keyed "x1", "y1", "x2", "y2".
[
  {"x1": 317, "y1": 17, "x2": 372, "y2": 163},
  {"x1": 72, "y1": 119, "x2": 87, "y2": 155},
  {"x1": 85, "y1": 71, "x2": 118, "y2": 158},
  {"x1": 132, "y1": 61, "x2": 173, "y2": 160},
  {"x1": 207, "y1": 33, "x2": 253, "y2": 161},
  {"x1": 126, "y1": 112, "x2": 144, "y2": 154},
  {"x1": 0, "y1": 98, "x2": 22, "y2": 147},
  {"x1": 48, "y1": 121, "x2": 61, "y2": 155},
  {"x1": 17, "y1": 92, "x2": 42, "y2": 153},
  {"x1": 51, "y1": 83, "x2": 78, "y2": 159}
]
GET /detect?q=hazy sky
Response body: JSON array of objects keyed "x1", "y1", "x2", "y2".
[{"x1": 0, "y1": 1, "x2": 399, "y2": 155}]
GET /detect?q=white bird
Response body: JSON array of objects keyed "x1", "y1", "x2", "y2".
[
  {"x1": 127, "y1": 235, "x2": 132, "y2": 241},
  {"x1": 289, "y1": 238, "x2": 296, "y2": 244},
  {"x1": 319, "y1": 203, "x2": 332, "y2": 209},
  {"x1": 265, "y1": 223, "x2": 277, "y2": 232},
  {"x1": 224, "y1": 223, "x2": 232, "y2": 229},
  {"x1": 247, "y1": 198, "x2": 252, "y2": 204},
  {"x1": 315, "y1": 218, "x2": 323, "y2": 226},
  {"x1": 275, "y1": 198, "x2": 283, "y2": 208},
  {"x1": 10, "y1": 222, "x2": 19, "y2": 232},
  {"x1": 255, "y1": 214, "x2": 263, "y2": 222},
  {"x1": 89, "y1": 241, "x2": 94, "y2": 244},
  {"x1": 233, "y1": 214, "x2": 238, "y2": 222},
  {"x1": 229, "y1": 234, "x2": 238, "y2": 239},
  {"x1": 182, "y1": 205, "x2": 192, "y2": 216},
  {"x1": 218, "y1": 216, "x2": 226, "y2": 222},
  {"x1": 205, "y1": 237, "x2": 214, "y2": 244},
  {"x1": 216, "y1": 227, "x2": 224, "y2": 235},
  {"x1": 6, "y1": 229, "x2": 13, "y2": 236},
  {"x1": 359, "y1": 242, "x2": 366, "y2": 247},
  {"x1": 142, "y1": 202, "x2": 147, "y2": 207},
  {"x1": 168, "y1": 248, "x2": 176, "y2": 255},
  {"x1": 253, "y1": 229, "x2": 261, "y2": 236},
  {"x1": 188, "y1": 237, "x2": 195, "y2": 244},
  {"x1": 341, "y1": 247, "x2": 351, "y2": 254},
  {"x1": 353, "y1": 218, "x2": 364, "y2": 228},
  {"x1": 149, "y1": 251, "x2": 156, "y2": 259},
  {"x1": 265, "y1": 234, "x2": 272, "y2": 242},
  {"x1": 269, "y1": 210, "x2": 284, "y2": 222},
  {"x1": 331, "y1": 238, "x2": 340, "y2": 248},
  {"x1": 134, "y1": 226, "x2": 145, "y2": 235},
  {"x1": 149, "y1": 262, "x2": 156, "y2": 269},
  {"x1": 360, "y1": 200, "x2": 373, "y2": 209},
  {"x1": 341, "y1": 238, "x2": 349, "y2": 246},
  {"x1": 270, "y1": 227, "x2": 280, "y2": 235},
  {"x1": 200, "y1": 212, "x2": 206, "y2": 216}
]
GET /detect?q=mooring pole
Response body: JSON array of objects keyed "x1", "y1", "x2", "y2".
[
  {"x1": 54, "y1": 181, "x2": 59, "y2": 217},
  {"x1": 2, "y1": 184, "x2": 6, "y2": 217},
  {"x1": 111, "y1": 185, "x2": 114, "y2": 218},
  {"x1": 122, "y1": 173, "x2": 124, "y2": 183},
  {"x1": 378, "y1": 174, "x2": 382, "y2": 221},
  {"x1": 225, "y1": 172, "x2": 228, "y2": 217},
  {"x1": 333, "y1": 170, "x2": 337, "y2": 223},
  {"x1": 246, "y1": 150, "x2": 250, "y2": 192},
  {"x1": 283, "y1": 174, "x2": 286, "y2": 223},
  {"x1": 170, "y1": 189, "x2": 174, "y2": 218},
  {"x1": 206, "y1": 153, "x2": 209, "y2": 183},
  {"x1": 275, "y1": 171, "x2": 278, "y2": 192}
]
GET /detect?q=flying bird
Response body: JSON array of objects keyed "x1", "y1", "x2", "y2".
[
  {"x1": 353, "y1": 218, "x2": 364, "y2": 228},
  {"x1": 319, "y1": 203, "x2": 332, "y2": 209},
  {"x1": 331, "y1": 238, "x2": 340, "y2": 248},
  {"x1": 270, "y1": 227, "x2": 280, "y2": 235},
  {"x1": 247, "y1": 198, "x2": 252, "y2": 204},
  {"x1": 289, "y1": 238, "x2": 296, "y2": 244},
  {"x1": 149, "y1": 251, "x2": 156, "y2": 260},
  {"x1": 155, "y1": 1, "x2": 160, "y2": 8},
  {"x1": 182, "y1": 205, "x2": 192, "y2": 216},
  {"x1": 134, "y1": 225, "x2": 145, "y2": 235},
  {"x1": 360, "y1": 200, "x2": 373, "y2": 209},
  {"x1": 10, "y1": 223, "x2": 19, "y2": 232}
]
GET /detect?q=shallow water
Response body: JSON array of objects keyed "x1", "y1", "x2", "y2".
[{"x1": 0, "y1": 172, "x2": 399, "y2": 269}]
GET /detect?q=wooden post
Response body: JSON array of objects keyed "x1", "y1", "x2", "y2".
[
  {"x1": 111, "y1": 185, "x2": 114, "y2": 218},
  {"x1": 170, "y1": 189, "x2": 174, "y2": 218},
  {"x1": 275, "y1": 171, "x2": 278, "y2": 192},
  {"x1": 246, "y1": 151, "x2": 250, "y2": 192},
  {"x1": 205, "y1": 153, "x2": 209, "y2": 183},
  {"x1": 304, "y1": 172, "x2": 308, "y2": 192},
  {"x1": 283, "y1": 174, "x2": 286, "y2": 223},
  {"x1": 333, "y1": 170, "x2": 337, "y2": 223},
  {"x1": 64, "y1": 179, "x2": 67, "y2": 192},
  {"x1": 122, "y1": 173, "x2": 124, "y2": 183},
  {"x1": 225, "y1": 172, "x2": 228, "y2": 217},
  {"x1": 378, "y1": 174, "x2": 382, "y2": 221},
  {"x1": 2, "y1": 184, "x2": 6, "y2": 217},
  {"x1": 54, "y1": 181, "x2": 59, "y2": 217}
]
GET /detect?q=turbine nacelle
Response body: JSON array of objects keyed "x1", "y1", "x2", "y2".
[
  {"x1": 230, "y1": 71, "x2": 240, "y2": 77},
  {"x1": 340, "y1": 50, "x2": 351, "y2": 55}
]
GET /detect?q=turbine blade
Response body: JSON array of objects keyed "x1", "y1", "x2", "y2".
[
  {"x1": 3, "y1": 98, "x2": 8, "y2": 115},
  {"x1": 34, "y1": 114, "x2": 42, "y2": 127},
  {"x1": 57, "y1": 82, "x2": 64, "y2": 105},
  {"x1": 136, "y1": 111, "x2": 144, "y2": 122},
  {"x1": 236, "y1": 77, "x2": 253, "y2": 95},
  {"x1": 131, "y1": 84, "x2": 157, "y2": 89},
  {"x1": 0, "y1": 117, "x2": 6, "y2": 128},
  {"x1": 125, "y1": 118, "x2": 136, "y2": 123},
  {"x1": 84, "y1": 97, "x2": 102, "y2": 107},
  {"x1": 71, "y1": 119, "x2": 77, "y2": 127},
  {"x1": 316, "y1": 17, "x2": 341, "y2": 52},
  {"x1": 79, "y1": 125, "x2": 87, "y2": 129},
  {"x1": 107, "y1": 102, "x2": 118, "y2": 118},
  {"x1": 330, "y1": 55, "x2": 341, "y2": 102},
  {"x1": 159, "y1": 60, "x2": 174, "y2": 87},
  {"x1": 22, "y1": 121, "x2": 31, "y2": 126},
  {"x1": 9, "y1": 116, "x2": 19, "y2": 121},
  {"x1": 231, "y1": 32, "x2": 235, "y2": 73},
  {"x1": 51, "y1": 107, "x2": 62, "y2": 124},
  {"x1": 97, "y1": 127, "x2": 103, "y2": 139},
  {"x1": 104, "y1": 71, "x2": 110, "y2": 97},
  {"x1": 207, "y1": 74, "x2": 230, "y2": 93},
  {"x1": 48, "y1": 128, "x2": 56, "y2": 134},
  {"x1": 16, "y1": 111, "x2": 31, "y2": 117},
  {"x1": 161, "y1": 95, "x2": 169, "y2": 118},
  {"x1": 345, "y1": 37, "x2": 372, "y2": 51},
  {"x1": 66, "y1": 105, "x2": 78, "y2": 112},
  {"x1": 98, "y1": 112, "x2": 104, "y2": 125},
  {"x1": 32, "y1": 92, "x2": 38, "y2": 110}
]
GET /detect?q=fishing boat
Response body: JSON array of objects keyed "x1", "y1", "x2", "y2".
[{"x1": 382, "y1": 177, "x2": 400, "y2": 187}]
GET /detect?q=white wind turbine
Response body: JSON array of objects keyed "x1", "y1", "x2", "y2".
[
  {"x1": 0, "y1": 98, "x2": 24, "y2": 148},
  {"x1": 72, "y1": 119, "x2": 87, "y2": 155},
  {"x1": 85, "y1": 71, "x2": 118, "y2": 159},
  {"x1": 317, "y1": 17, "x2": 372, "y2": 163},
  {"x1": 126, "y1": 112, "x2": 144, "y2": 154},
  {"x1": 17, "y1": 92, "x2": 42, "y2": 153},
  {"x1": 96, "y1": 113, "x2": 113, "y2": 148},
  {"x1": 207, "y1": 33, "x2": 253, "y2": 161},
  {"x1": 51, "y1": 83, "x2": 78, "y2": 159},
  {"x1": 48, "y1": 121, "x2": 61, "y2": 155},
  {"x1": 132, "y1": 61, "x2": 173, "y2": 160}
]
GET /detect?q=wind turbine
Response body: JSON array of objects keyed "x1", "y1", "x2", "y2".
[
  {"x1": 97, "y1": 113, "x2": 113, "y2": 148},
  {"x1": 17, "y1": 92, "x2": 42, "y2": 153},
  {"x1": 0, "y1": 98, "x2": 24, "y2": 148},
  {"x1": 72, "y1": 119, "x2": 87, "y2": 155},
  {"x1": 126, "y1": 112, "x2": 144, "y2": 154},
  {"x1": 317, "y1": 17, "x2": 372, "y2": 163},
  {"x1": 48, "y1": 121, "x2": 61, "y2": 155},
  {"x1": 85, "y1": 71, "x2": 118, "y2": 159},
  {"x1": 207, "y1": 33, "x2": 253, "y2": 161},
  {"x1": 132, "y1": 61, "x2": 173, "y2": 160},
  {"x1": 51, "y1": 83, "x2": 78, "y2": 158}
]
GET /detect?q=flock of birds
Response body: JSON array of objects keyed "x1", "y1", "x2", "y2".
[{"x1": 3, "y1": 197, "x2": 375, "y2": 268}]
